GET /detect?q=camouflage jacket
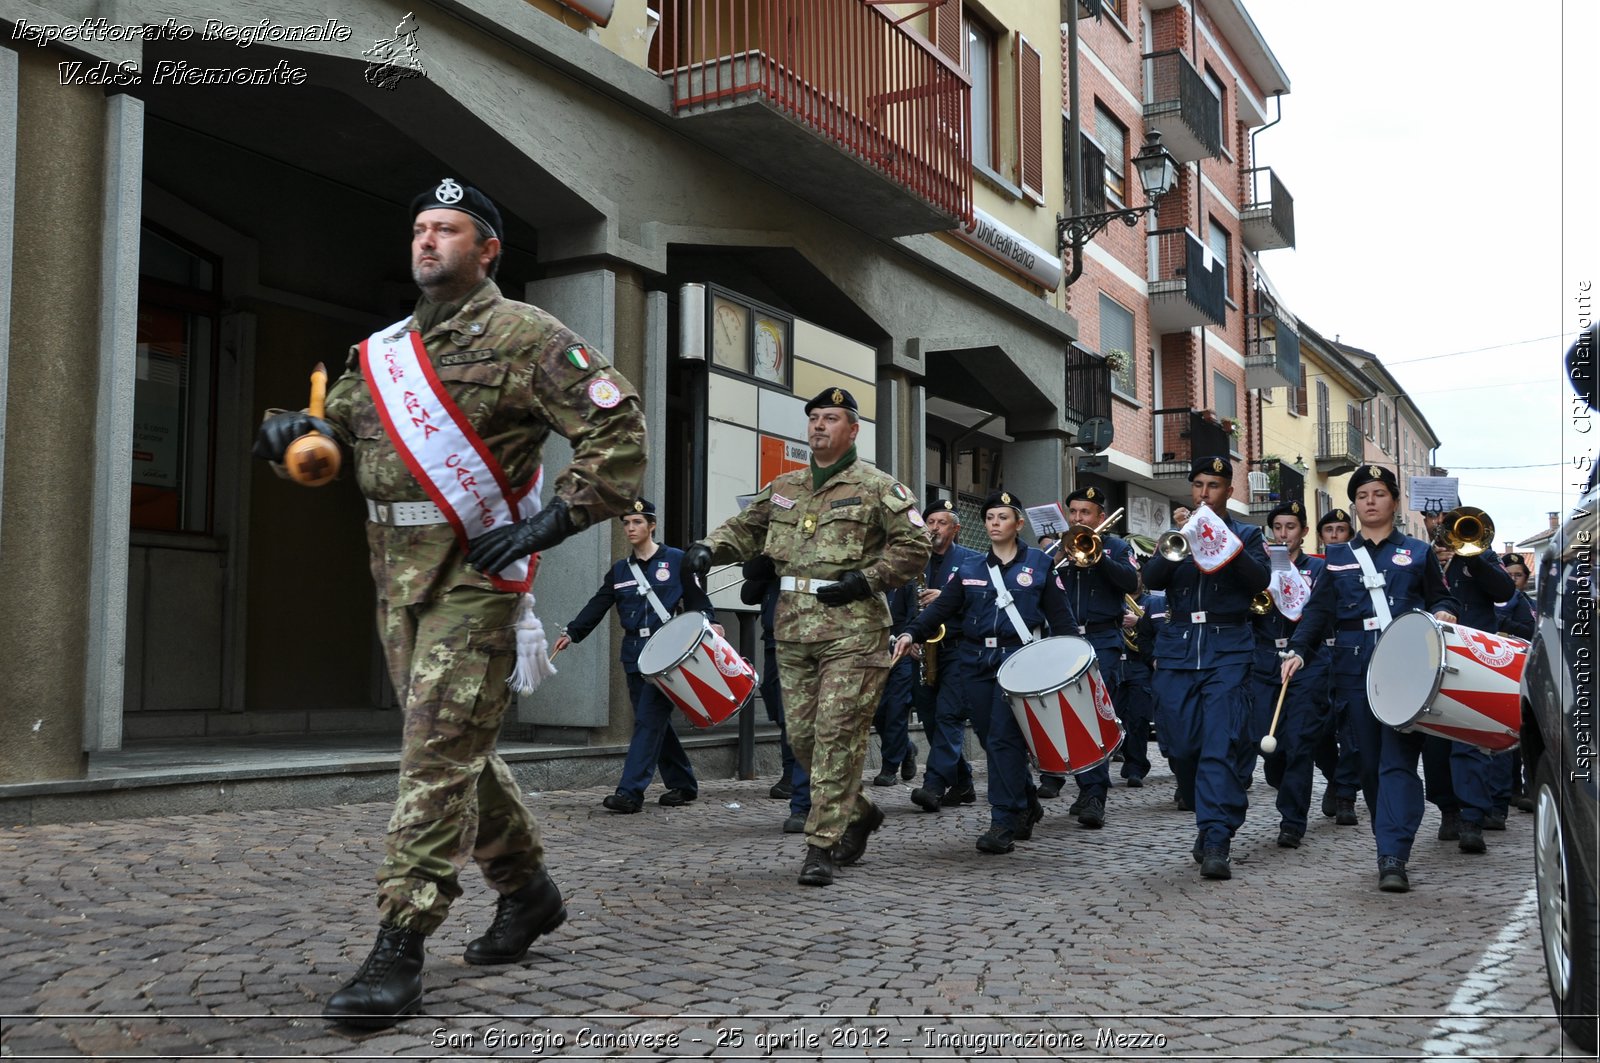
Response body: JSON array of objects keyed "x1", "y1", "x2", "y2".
[
  {"x1": 321, "y1": 280, "x2": 646, "y2": 605},
  {"x1": 701, "y1": 458, "x2": 930, "y2": 643}
]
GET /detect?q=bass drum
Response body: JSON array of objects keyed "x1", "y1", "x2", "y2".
[{"x1": 1366, "y1": 610, "x2": 1527, "y2": 752}]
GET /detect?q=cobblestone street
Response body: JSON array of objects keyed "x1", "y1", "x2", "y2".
[{"x1": 0, "y1": 758, "x2": 1578, "y2": 1060}]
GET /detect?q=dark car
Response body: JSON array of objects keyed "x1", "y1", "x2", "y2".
[{"x1": 1520, "y1": 325, "x2": 1599, "y2": 1052}]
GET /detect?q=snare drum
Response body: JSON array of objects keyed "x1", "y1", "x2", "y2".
[
  {"x1": 1366, "y1": 610, "x2": 1528, "y2": 752},
  {"x1": 636, "y1": 614, "x2": 757, "y2": 728},
  {"x1": 996, "y1": 635, "x2": 1124, "y2": 774}
]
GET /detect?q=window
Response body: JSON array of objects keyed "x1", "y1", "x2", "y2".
[
  {"x1": 1213, "y1": 371, "x2": 1238, "y2": 421},
  {"x1": 967, "y1": 18, "x2": 997, "y2": 171},
  {"x1": 1099, "y1": 293, "x2": 1136, "y2": 399},
  {"x1": 1207, "y1": 218, "x2": 1231, "y2": 300},
  {"x1": 1068, "y1": 117, "x2": 1106, "y2": 214},
  {"x1": 1292, "y1": 364, "x2": 1308, "y2": 416},
  {"x1": 1363, "y1": 399, "x2": 1375, "y2": 440},
  {"x1": 1095, "y1": 104, "x2": 1127, "y2": 204},
  {"x1": 1015, "y1": 34, "x2": 1044, "y2": 202},
  {"x1": 1203, "y1": 64, "x2": 1229, "y2": 144},
  {"x1": 1380, "y1": 401, "x2": 1393, "y2": 453}
]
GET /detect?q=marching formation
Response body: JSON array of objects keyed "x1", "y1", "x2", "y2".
[{"x1": 252, "y1": 179, "x2": 1534, "y2": 1030}]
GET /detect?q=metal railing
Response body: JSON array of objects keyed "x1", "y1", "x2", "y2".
[
  {"x1": 649, "y1": 0, "x2": 973, "y2": 224},
  {"x1": 1142, "y1": 49, "x2": 1222, "y2": 160},
  {"x1": 1152, "y1": 408, "x2": 1231, "y2": 473},
  {"x1": 1316, "y1": 420, "x2": 1363, "y2": 466},
  {"x1": 1148, "y1": 227, "x2": 1225, "y2": 327},
  {"x1": 1064, "y1": 342, "x2": 1112, "y2": 429},
  {"x1": 1242, "y1": 166, "x2": 1295, "y2": 249}
]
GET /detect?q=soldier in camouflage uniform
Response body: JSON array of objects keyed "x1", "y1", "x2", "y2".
[
  {"x1": 682, "y1": 388, "x2": 929, "y2": 886},
  {"x1": 253, "y1": 179, "x2": 645, "y2": 1028}
]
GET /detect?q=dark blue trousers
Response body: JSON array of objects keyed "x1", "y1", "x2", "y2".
[
  {"x1": 763, "y1": 643, "x2": 810, "y2": 815},
  {"x1": 1115, "y1": 664, "x2": 1154, "y2": 782},
  {"x1": 1251, "y1": 672, "x2": 1333, "y2": 834},
  {"x1": 964, "y1": 669, "x2": 1031, "y2": 831},
  {"x1": 618, "y1": 671, "x2": 698, "y2": 799},
  {"x1": 919, "y1": 655, "x2": 975, "y2": 797},
  {"x1": 874, "y1": 656, "x2": 918, "y2": 770},
  {"x1": 1041, "y1": 644, "x2": 1118, "y2": 799},
  {"x1": 1153, "y1": 661, "x2": 1254, "y2": 847}
]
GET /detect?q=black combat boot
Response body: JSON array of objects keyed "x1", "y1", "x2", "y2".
[
  {"x1": 798, "y1": 844, "x2": 835, "y2": 886},
  {"x1": 324, "y1": 923, "x2": 426, "y2": 1029},
  {"x1": 464, "y1": 871, "x2": 568, "y2": 965},
  {"x1": 833, "y1": 802, "x2": 886, "y2": 866}
]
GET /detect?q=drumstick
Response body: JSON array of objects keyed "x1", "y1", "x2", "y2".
[{"x1": 1260, "y1": 675, "x2": 1291, "y2": 754}]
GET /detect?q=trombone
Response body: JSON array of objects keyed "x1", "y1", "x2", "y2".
[
  {"x1": 1056, "y1": 507, "x2": 1127, "y2": 568},
  {"x1": 1433, "y1": 506, "x2": 1494, "y2": 558}
]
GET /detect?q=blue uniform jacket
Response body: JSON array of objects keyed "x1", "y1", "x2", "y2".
[
  {"x1": 1123, "y1": 590, "x2": 1162, "y2": 675},
  {"x1": 885, "y1": 583, "x2": 918, "y2": 639},
  {"x1": 1143, "y1": 512, "x2": 1272, "y2": 669},
  {"x1": 1288, "y1": 530, "x2": 1458, "y2": 679},
  {"x1": 1055, "y1": 533, "x2": 1140, "y2": 653},
  {"x1": 567, "y1": 546, "x2": 715, "y2": 672},
  {"x1": 907, "y1": 546, "x2": 1079, "y2": 678},
  {"x1": 925, "y1": 543, "x2": 979, "y2": 594},
  {"x1": 1443, "y1": 550, "x2": 1516, "y2": 633},
  {"x1": 1495, "y1": 589, "x2": 1536, "y2": 640},
  {"x1": 1251, "y1": 551, "x2": 1329, "y2": 685}
]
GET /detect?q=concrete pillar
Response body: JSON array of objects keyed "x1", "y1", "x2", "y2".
[
  {"x1": 1006, "y1": 434, "x2": 1068, "y2": 516},
  {"x1": 0, "y1": 50, "x2": 111, "y2": 782}
]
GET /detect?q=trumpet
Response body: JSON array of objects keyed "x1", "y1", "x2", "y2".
[
  {"x1": 1157, "y1": 529, "x2": 1191, "y2": 561},
  {"x1": 1434, "y1": 506, "x2": 1494, "y2": 558},
  {"x1": 1057, "y1": 507, "x2": 1127, "y2": 568}
]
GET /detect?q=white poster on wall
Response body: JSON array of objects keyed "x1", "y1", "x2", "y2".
[{"x1": 1127, "y1": 486, "x2": 1173, "y2": 539}]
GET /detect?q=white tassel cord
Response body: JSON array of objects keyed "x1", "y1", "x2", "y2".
[{"x1": 509, "y1": 592, "x2": 557, "y2": 694}]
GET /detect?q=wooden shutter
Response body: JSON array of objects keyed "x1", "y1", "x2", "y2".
[
  {"x1": 1016, "y1": 34, "x2": 1043, "y2": 203},
  {"x1": 929, "y1": 0, "x2": 963, "y2": 64}
]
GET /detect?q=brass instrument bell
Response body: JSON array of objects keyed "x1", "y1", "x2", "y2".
[
  {"x1": 1157, "y1": 529, "x2": 1191, "y2": 561},
  {"x1": 1434, "y1": 506, "x2": 1494, "y2": 558},
  {"x1": 1061, "y1": 506, "x2": 1127, "y2": 567},
  {"x1": 1250, "y1": 590, "x2": 1275, "y2": 615}
]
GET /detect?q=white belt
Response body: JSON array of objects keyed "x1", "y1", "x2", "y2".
[
  {"x1": 367, "y1": 499, "x2": 449, "y2": 527},
  {"x1": 780, "y1": 576, "x2": 838, "y2": 594}
]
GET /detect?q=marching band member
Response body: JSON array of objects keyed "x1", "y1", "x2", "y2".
[
  {"x1": 1115, "y1": 577, "x2": 1158, "y2": 789},
  {"x1": 894, "y1": 490, "x2": 1078, "y2": 854},
  {"x1": 1142, "y1": 457, "x2": 1271, "y2": 881},
  {"x1": 1314, "y1": 508, "x2": 1360, "y2": 824},
  {"x1": 909, "y1": 500, "x2": 980, "y2": 813},
  {"x1": 1246, "y1": 502, "x2": 1330, "y2": 849},
  {"x1": 556, "y1": 499, "x2": 716, "y2": 813},
  {"x1": 1285, "y1": 465, "x2": 1459, "y2": 892},
  {"x1": 1039, "y1": 487, "x2": 1140, "y2": 828}
]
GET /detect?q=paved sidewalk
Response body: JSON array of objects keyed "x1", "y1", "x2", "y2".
[{"x1": 0, "y1": 758, "x2": 1578, "y2": 1060}]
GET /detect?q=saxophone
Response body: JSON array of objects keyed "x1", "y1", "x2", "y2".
[
  {"x1": 911, "y1": 578, "x2": 946, "y2": 690},
  {"x1": 1122, "y1": 593, "x2": 1144, "y2": 655}
]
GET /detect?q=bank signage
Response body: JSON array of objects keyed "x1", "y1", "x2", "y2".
[{"x1": 956, "y1": 207, "x2": 1064, "y2": 291}]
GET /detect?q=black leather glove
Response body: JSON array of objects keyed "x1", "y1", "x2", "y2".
[
  {"x1": 466, "y1": 499, "x2": 577, "y2": 576},
  {"x1": 816, "y1": 569, "x2": 873, "y2": 606},
  {"x1": 252, "y1": 411, "x2": 335, "y2": 462},
  {"x1": 741, "y1": 555, "x2": 777, "y2": 582},
  {"x1": 681, "y1": 543, "x2": 714, "y2": 588}
]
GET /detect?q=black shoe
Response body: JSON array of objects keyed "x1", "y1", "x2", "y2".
[
  {"x1": 1277, "y1": 828, "x2": 1303, "y2": 849},
  {"x1": 1513, "y1": 794, "x2": 1535, "y2": 813},
  {"x1": 1200, "y1": 847, "x2": 1232, "y2": 880},
  {"x1": 1437, "y1": 810, "x2": 1460, "y2": 841},
  {"x1": 1192, "y1": 833, "x2": 1205, "y2": 864},
  {"x1": 782, "y1": 812, "x2": 807, "y2": 833},
  {"x1": 1336, "y1": 799, "x2": 1358, "y2": 827},
  {"x1": 1482, "y1": 812, "x2": 1507, "y2": 831},
  {"x1": 976, "y1": 827, "x2": 1015, "y2": 854},
  {"x1": 1067, "y1": 793, "x2": 1086, "y2": 816},
  {"x1": 602, "y1": 792, "x2": 642, "y2": 814},
  {"x1": 1321, "y1": 789, "x2": 1338, "y2": 818},
  {"x1": 1174, "y1": 790, "x2": 1194, "y2": 812},
  {"x1": 910, "y1": 787, "x2": 943, "y2": 813},
  {"x1": 798, "y1": 844, "x2": 835, "y2": 886},
  {"x1": 658, "y1": 788, "x2": 697, "y2": 807},
  {"x1": 940, "y1": 783, "x2": 976, "y2": 807},
  {"x1": 464, "y1": 871, "x2": 567, "y2": 965},
  {"x1": 1076, "y1": 796, "x2": 1106, "y2": 829},
  {"x1": 1378, "y1": 856, "x2": 1409, "y2": 893},
  {"x1": 871, "y1": 769, "x2": 898, "y2": 787},
  {"x1": 1015, "y1": 801, "x2": 1045, "y2": 842},
  {"x1": 324, "y1": 923, "x2": 425, "y2": 1029},
  {"x1": 1037, "y1": 778, "x2": 1063, "y2": 800},
  {"x1": 1125, "y1": 776, "x2": 1144, "y2": 788},
  {"x1": 769, "y1": 780, "x2": 793, "y2": 800},
  {"x1": 1458, "y1": 821, "x2": 1487, "y2": 854},
  {"x1": 833, "y1": 802, "x2": 886, "y2": 867},
  {"x1": 901, "y1": 751, "x2": 917, "y2": 781}
]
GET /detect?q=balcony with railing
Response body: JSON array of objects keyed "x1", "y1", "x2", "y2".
[
  {"x1": 1142, "y1": 49, "x2": 1222, "y2": 163},
  {"x1": 1148, "y1": 228, "x2": 1225, "y2": 333},
  {"x1": 1246, "y1": 311, "x2": 1300, "y2": 392},
  {"x1": 1316, "y1": 420, "x2": 1364, "y2": 474},
  {"x1": 1241, "y1": 166, "x2": 1295, "y2": 251},
  {"x1": 1063, "y1": 342, "x2": 1112, "y2": 441},
  {"x1": 649, "y1": 0, "x2": 973, "y2": 237},
  {"x1": 1246, "y1": 459, "x2": 1306, "y2": 520},
  {"x1": 1151, "y1": 408, "x2": 1233, "y2": 482}
]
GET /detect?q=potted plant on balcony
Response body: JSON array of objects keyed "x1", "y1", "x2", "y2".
[
  {"x1": 1103, "y1": 348, "x2": 1130, "y2": 375},
  {"x1": 1259, "y1": 454, "x2": 1282, "y2": 499}
]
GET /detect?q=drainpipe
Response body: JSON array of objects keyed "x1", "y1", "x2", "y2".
[{"x1": 1064, "y1": 0, "x2": 1084, "y2": 289}]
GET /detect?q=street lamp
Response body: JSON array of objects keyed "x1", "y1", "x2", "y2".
[{"x1": 1058, "y1": 129, "x2": 1179, "y2": 280}]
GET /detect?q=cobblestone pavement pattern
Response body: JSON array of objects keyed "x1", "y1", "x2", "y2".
[{"x1": 0, "y1": 755, "x2": 1578, "y2": 1060}]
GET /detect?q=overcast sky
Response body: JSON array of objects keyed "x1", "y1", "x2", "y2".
[{"x1": 1241, "y1": 1, "x2": 1596, "y2": 549}]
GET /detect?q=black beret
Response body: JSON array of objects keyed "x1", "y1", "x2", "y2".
[
  {"x1": 982, "y1": 489, "x2": 1024, "y2": 517},
  {"x1": 1318, "y1": 508, "x2": 1352, "y2": 530},
  {"x1": 1189, "y1": 455, "x2": 1233, "y2": 482},
  {"x1": 1347, "y1": 463, "x2": 1400, "y2": 500},
  {"x1": 625, "y1": 498, "x2": 657, "y2": 518},
  {"x1": 927, "y1": 499, "x2": 959, "y2": 516},
  {"x1": 1065, "y1": 486, "x2": 1107, "y2": 507},
  {"x1": 411, "y1": 177, "x2": 503, "y2": 242},
  {"x1": 803, "y1": 386, "x2": 859, "y2": 415},
  {"x1": 1264, "y1": 500, "x2": 1307, "y2": 526}
]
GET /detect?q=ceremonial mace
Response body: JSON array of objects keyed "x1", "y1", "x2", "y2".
[{"x1": 284, "y1": 363, "x2": 342, "y2": 487}]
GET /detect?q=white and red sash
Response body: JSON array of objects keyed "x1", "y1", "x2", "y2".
[{"x1": 359, "y1": 318, "x2": 542, "y2": 593}]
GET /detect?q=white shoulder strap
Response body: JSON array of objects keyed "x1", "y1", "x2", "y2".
[
  {"x1": 626, "y1": 558, "x2": 674, "y2": 624},
  {"x1": 1348, "y1": 544, "x2": 1394, "y2": 630},
  {"x1": 986, "y1": 563, "x2": 1037, "y2": 645}
]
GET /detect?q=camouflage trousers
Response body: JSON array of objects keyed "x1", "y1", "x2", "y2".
[
  {"x1": 374, "y1": 586, "x2": 544, "y2": 935},
  {"x1": 775, "y1": 628, "x2": 892, "y2": 848}
]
